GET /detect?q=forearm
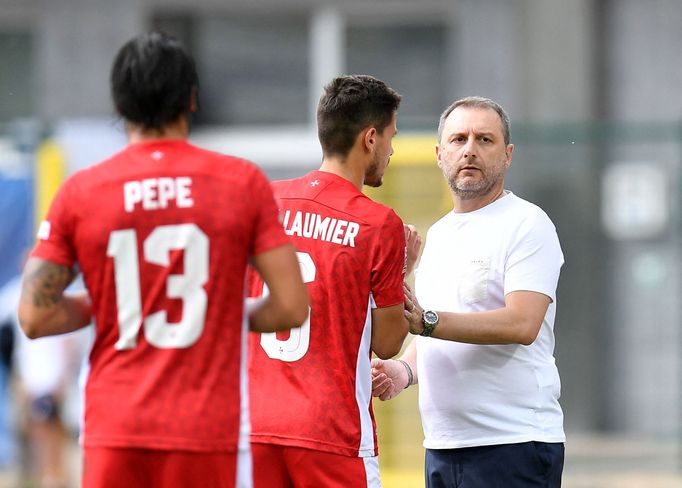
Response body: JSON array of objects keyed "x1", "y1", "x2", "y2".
[
  {"x1": 248, "y1": 295, "x2": 306, "y2": 333},
  {"x1": 405, "y1": 285, "x2": 549, "y2": 346},
  {"x1": 19, "y1": 290, "x2": 92, "y2": 339},
  {"x1": 249, "y1": 244, "x2": 309, "y2": 333},
  {"x1": 429, "y1": 308, "x2": 535, "y2": 345},
  {"x1": 371, "y1": 303, "x2": 409, "y2": 359},
  {"x1": 398, "y1": 337, "x2": 418, "y2": 385},
  {"x1": 18, "y1": 257, "x2": 92, "y2": 339}
]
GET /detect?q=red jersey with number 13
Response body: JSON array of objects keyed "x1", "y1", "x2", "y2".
[
  {"x1": 248, "y1": 170, "x2": 406, "y2": 457},
  {"x1": 31, "y1": 140, "x2": 289, "y2": 452}
]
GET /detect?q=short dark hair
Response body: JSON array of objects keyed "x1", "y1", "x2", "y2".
[
  {"x1": 438, "y1": 96, "x2": 511, "y2": 145},
  {"x1": 317, "y1": 75, "x2": 402, "y2": 158},
  {"x1": 110, "y1": 32, "x2": 198, "y2": 130}
]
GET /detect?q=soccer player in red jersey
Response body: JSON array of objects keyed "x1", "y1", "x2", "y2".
[
  {"x1": 17, "y1": 32, "x2": 308, "y2": 488},
  {"x1": 248, "y1": 75, "x2": 411, "y2": 487}
]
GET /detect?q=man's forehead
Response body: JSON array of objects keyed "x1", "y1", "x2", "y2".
[{"x1": 444, "y1": 106, "x2": 503, "y2": 135}]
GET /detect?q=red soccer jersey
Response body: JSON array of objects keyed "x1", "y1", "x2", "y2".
[
  {"x1": 248, "y1": 170, "x2": 406, "y2": 457},
  {"x1": 32, "y1": 139, "x2": 289, "y2": 452}
]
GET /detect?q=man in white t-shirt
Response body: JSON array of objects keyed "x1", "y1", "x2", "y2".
[{"x1": 372, "y1": 96, "x2": 565, "y2": 487}]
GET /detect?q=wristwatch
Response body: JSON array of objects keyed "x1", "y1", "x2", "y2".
[{"x1": 421, "y1": 310, "x2": 439, "y2": 337}]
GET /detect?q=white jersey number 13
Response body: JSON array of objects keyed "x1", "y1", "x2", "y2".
[{"x1": 107, "y1": 223, "x2": 209, "y2": 350}]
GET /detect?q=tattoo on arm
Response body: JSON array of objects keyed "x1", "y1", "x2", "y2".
[{"x1": 22, "y1": 260, "x2": 75, "y2": 308}]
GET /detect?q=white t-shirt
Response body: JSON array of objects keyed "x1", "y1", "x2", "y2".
[{"x1": 415, "y1": 191, "x2": 565, "y2": 449}]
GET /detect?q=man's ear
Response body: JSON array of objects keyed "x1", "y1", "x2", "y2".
[
  {"x1": 435, "y1": 143, "x2": 443, "y2": 169},
  {"x1": 363, "y1": 127, "x2": 377, "y2": 152},
  {"x1": 504, "y1": 143, "x2": 514, "y2": 169}
]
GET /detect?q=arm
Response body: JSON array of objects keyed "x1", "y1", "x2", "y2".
[
  {"x1": 371, "y1": 336, "x2": 417, "y2": 400},
  {"x1": 18, "y1": 258, "x2": 92, "y2": 339},
  {"x1": 370, "y1": 303, "x2": 409, "y2": 359},
  {"x1": 404, "y1": 283, "x2": 551, "y2": 345},
  {"x1": 249, "y1": 243, "x2": 309, "y2": 333}
]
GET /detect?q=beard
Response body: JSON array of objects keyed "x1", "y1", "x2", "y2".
[
  {"x1": 364, "y1": 152, "x2": 384, "y2": 188},
  {"x1": 446, "y1": 156, "x2": 506, "y2": 200}
]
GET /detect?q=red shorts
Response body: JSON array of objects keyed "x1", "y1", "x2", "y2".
[
  {"x1": 251, "y1": 443, "x2": 380, "y2": 488},
  {"x1": 83, "y1": 447, "x2": 244, "y2": 488}
]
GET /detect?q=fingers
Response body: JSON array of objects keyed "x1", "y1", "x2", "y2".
[
  {"x1": 403, "y1": 224, "x2": 422, "y2": 276},
  {"x1": 403, "y1": 284, "x2": 423, "y2": 334},
  {"x1": 404, "y1": 224, "x2": 419, "y2": 241},
  {"x1": 371, "y1": 371, "x2": 393, "y2": 398},
  {"x1": 403, "y1": 283, "x2": 418, "y2": 309},
  {"x1": 403, "y1": 224, "x2": 416, "y2": 240},
  {"x1": 405, "y1": 226, "x2": 422, "y2": 254},
  {"x1": 403, "y1": 295, "x2": 414, "y2": 313},
  {"x1": 380, "y1": 389, "x2": 396, "y2": 401}
]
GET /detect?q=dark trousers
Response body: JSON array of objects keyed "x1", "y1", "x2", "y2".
[{"x1": 425, "y1": 441, "x2": 564, "y2": 488}]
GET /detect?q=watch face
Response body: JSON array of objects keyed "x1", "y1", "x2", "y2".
[{"x1": 424, "y1": 310, "x2": 438, "y2": 326}]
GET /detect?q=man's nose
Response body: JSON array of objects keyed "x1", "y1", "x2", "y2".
[{"x1": 463, "y1": 138, "x2": 477, "y2": 158}]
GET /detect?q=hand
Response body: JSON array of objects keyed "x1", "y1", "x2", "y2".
[
  {"x1": 371, "y1": 358, "x2": 408, "y2": 401},
  {"x1": 403, "y1": 283, "x2": 424, "y2": 335},
  {"x1": 404, "y1": 224, "x2": 422, "y2": 275}
]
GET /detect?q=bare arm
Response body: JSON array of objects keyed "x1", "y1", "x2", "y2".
[
  {"x1": 370, "y1": 303, "x2": 409, "y2": 359},
  {"x1": 18, "y1": 257, "x2": 92, "y2": 339},
  {"x1": 249, "y1": 243, "x2": 309, "y2": 333},
  {"x1": 404, "y1": 284, "x2": 551, "y2": 345}
]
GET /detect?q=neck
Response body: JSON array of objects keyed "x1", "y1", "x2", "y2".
[
  {"x1": 452, "y1": 185, "x2": 506, "y2": 213},
  {"x1": 127, "y1": 116, "x2": 189, "y2": 144},
  {"x1": 318, "y1": 154, "x2": 366, "y2": 191}
]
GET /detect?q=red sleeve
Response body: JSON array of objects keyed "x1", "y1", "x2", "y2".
[
  {"x1": 248, "y1": 168, "x2": 290, "y2": 257},
  {"x1": 370, "y1": 209, "x2": 406, "y2": 308},
  {"x1": 30, "y1": 176, "x2": 79, "y2": 268}
]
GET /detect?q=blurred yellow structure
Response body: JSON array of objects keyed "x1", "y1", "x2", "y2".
[
  {"x1": 366, "y1": 135, "x2": 441, "y2": 488},
  {"x1": 34, "y1": 139, "x2": 66, "y2": 226}
]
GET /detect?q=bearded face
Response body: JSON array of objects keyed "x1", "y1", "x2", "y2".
[
  {"x1": 442, "y1": 152, "x2": 507, "y2": 200},
  {"x1": 437, "y1": 106, "x2": 512, "y2": 204}
]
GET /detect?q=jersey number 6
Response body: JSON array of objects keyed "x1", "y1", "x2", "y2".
[{"x1": 260, "y1": 251, "x2": 315, "y2": 362}]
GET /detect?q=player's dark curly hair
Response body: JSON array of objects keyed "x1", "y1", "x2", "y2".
[
  {"x1": 317, "y1": 75, "x2": 402, "y2": 159},
  {"x1": 110, "y1": 31, "x2": 198, "y2": 130}
]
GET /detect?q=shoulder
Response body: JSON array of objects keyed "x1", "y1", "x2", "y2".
[
  {"x1": 506, "y1": 193, "x2": 557, "y2": 233},
  {"x1": 271, "y1": 175, "x2": 304, "y2": 195},
  {"x1": 502, "y1": 195, "x2": 562, "y2": 258},
  {"x1": 55, "y1": 162, "x2": 102, "y2": 198},
  {"x1": 368, "y1": 198, "x2": 401, "y2": 222},
  {"x1": 359, "y1": 198, "x2": 403, "y2": 231},
  {"x1": 202, "y1": 147, "x2": 264, "y2": 176}
]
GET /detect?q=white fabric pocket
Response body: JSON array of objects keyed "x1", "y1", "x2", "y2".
[{"x1": 461, "y1": 257, "x2": 490, "y2": 304}]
